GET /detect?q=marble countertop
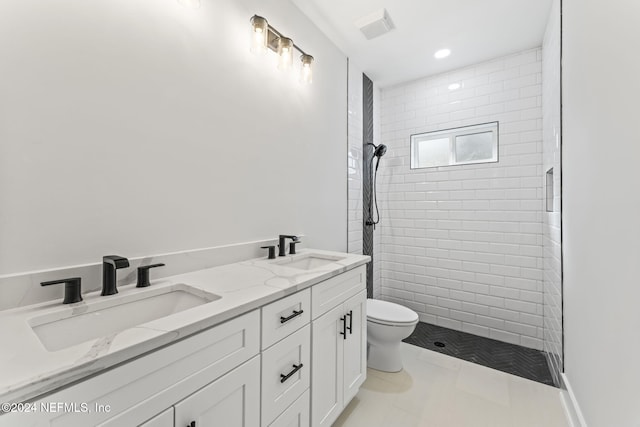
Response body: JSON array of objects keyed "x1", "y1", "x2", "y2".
[{"x1": 0, "y1": 249, "x2": 370, "y2": 404}]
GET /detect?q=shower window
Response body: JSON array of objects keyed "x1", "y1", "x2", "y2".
[{"x1": 410, "y1": 122, "x2": 498, "y2": 169}]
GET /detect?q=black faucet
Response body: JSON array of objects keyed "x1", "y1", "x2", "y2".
[
  {"x1": 278, "y1": 235, "x2": 299, "y2": 257},
  {"x1": 102, "y1": 255, "x2": 130, "y2": 296}
]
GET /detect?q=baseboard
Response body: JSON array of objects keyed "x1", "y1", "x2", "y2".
[{"x1": 560, "y1": 373, "x2": 588, "y2": 427}]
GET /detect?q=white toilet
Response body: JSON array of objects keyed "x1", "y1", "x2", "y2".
[{"x1": 366, "y1": 299, "x2": 419, "y2": 372}]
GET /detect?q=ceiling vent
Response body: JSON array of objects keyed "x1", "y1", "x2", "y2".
[{"x1": 355, "y1": 9, "x2": 395, "y2": 40}]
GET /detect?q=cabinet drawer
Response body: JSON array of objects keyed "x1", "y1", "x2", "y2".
[
  {"x1": 269, "y1": 389, "x2": 309, "y2": 427},
  {"x1": 262, "y1": 324, "x2": 311, "y2": 427},
  {"x1": 311, "y1": 266, "x2": 366, "y2": 319},
  {"x1": 262, "y1": 288, "x2": 311, "y2": 350}
]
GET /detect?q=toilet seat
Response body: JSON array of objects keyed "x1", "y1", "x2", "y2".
[{"x1": 367, "y1": 299, "x2": 419, "y2": 326}]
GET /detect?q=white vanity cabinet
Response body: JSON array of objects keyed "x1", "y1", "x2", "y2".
[
  {"x1": 310, "y1": 267, "x2": 367, "y2": 427},
  {"x1": 0, "y1": 263, "x2": 368, "y2": 427}
]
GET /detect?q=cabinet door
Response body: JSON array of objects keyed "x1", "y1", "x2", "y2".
[
  {"x1": 342, "y1": 290, "x2": 367, "y2": 404},
  {"x1": 139, "y1": 408, "x2": 173, "y2": 427},
  {"x1": 311, "y1": 305, "x2": 344, "y2": 427},
  {"x1": 174, "y1": 355, "x2": 260, "y2": 427}
]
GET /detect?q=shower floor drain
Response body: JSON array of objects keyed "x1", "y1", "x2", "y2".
[{"x1": 434, "y1": 342, "x2": 445, "y2": 348}]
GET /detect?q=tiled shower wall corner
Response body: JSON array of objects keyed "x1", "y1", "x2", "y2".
[
  {"x1": 347, "y1": 61, "x2": 364, "y2": 257},
  {"x1": 348, "y1": 62, "x2": 382, "y2": 299},
  {"x1": 542, "y1": 0, "x2": 563, "y2": 385},
  {"x1": 378, "y1": 48, "x2": 545, "y2": 350},
  {"x1": 373, "y1": 84, "x2": 382, "y2": 299}
]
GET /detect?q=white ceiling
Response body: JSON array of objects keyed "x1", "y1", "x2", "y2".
[{"x1": 292, "y1": 0, "x2": 553, "y2": 87}]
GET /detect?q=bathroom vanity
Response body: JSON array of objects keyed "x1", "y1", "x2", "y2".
[{"x1": 0, "y1": 250, "x2": 369, "y2": 427}]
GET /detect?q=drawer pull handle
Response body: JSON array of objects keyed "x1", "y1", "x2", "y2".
[
  {"x1": 280, "y1": 363, "x2": 304, "y2": 383},
  {"x1": 340, "y1": 315, "x2": 347, "y2": 339},
  {"x1": 346, "y1": 310, "x2": 353, "y2": 334},
  {"x1": 280, "y1": 309, "x2": 304, "y2": 324}
]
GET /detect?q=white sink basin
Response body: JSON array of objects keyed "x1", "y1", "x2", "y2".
[
  {"x1": 29, "y1": 284, "x2": 220, "y2": 352},
  {"x1": 275, "y1": 253, "x2": 345, "y2": 271}
]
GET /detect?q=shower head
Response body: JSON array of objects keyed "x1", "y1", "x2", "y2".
[{"x1": 373, "y1": 144, "x2": 387, "y2": 158}]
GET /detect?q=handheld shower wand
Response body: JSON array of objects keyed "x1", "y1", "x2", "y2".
[{"x1": 366, "y1": 143, "x2": 387, "y2": 228}]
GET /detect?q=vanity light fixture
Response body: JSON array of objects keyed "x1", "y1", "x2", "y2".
[{"x1": 250, "y1": 15, "x2": 315, "y2": 84}]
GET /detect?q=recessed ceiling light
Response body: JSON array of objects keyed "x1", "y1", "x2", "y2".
[
  {"x1": 448, "y1": 83, "x2": 461, "y2": 91},
  {"x1": 434, "y1": 49, "x2": 451, "y2": 59}
]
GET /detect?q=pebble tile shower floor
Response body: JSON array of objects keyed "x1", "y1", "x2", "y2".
[{"x1": 403, "y1": 322, "x2": 555, "y2": 386}]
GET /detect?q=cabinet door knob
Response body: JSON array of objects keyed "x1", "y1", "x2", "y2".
[
  {"x1": 340, "y1": 315, "x2": 347, "y2": 339},
  {"x1": 187, "y1": 422, "x2": 196, "y2": 427},
  {"x1": 346, "y1": 310, "x2": 353, "y2": 334}
]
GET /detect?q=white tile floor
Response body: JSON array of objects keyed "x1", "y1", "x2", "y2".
[{"x1": 334, "y1": 343, "x2": 569, "y2": 427}]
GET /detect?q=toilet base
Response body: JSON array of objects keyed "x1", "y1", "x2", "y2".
[{"x1": 367, "y1": 341, "x2": 403, "y2": 372}]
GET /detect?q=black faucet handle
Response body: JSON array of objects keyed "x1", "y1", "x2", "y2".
[
  {"x1": 136, "y1": 263, "x2": 165, "y2": 288},
  {"x1": 289, "y1": 240, "x2": 301, "y2": 255},
  {"x1": 103, "y1": 255, "x2": 130, "y2": 269},
  {"x1": 41, "y1": 277, "x2": 83, "y2": 304},
  {"x1": 261, "y1": 246, "x2": 276, "y2": 260}
]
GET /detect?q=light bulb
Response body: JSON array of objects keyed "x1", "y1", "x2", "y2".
[
  {"x1": 300, "y1": 54, "x2": 314, "y2": 84},
  {"x1": 250, "y1": 15, "x2": 268, "y2": 54},
  {"x1": 277, "y1": 37, "x2": 294, "y2": 71}
]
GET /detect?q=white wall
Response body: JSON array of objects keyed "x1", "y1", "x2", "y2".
[
  {"x1": 0, "y1": 0, "x2": 347, "y2": 275},
  {"x1": 542, "y1": 0, "x2": 562, "y2": 386},
  {"x1": 563, "y1": 0, "x2": 640, "y2": 425},
  {"x1": 379, "y1": 49, "x2": 545, "y2": 349}
]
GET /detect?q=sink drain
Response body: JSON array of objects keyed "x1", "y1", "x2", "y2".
[{"x1": 434, "y1": 342, "x2": 445, "y2": 348}]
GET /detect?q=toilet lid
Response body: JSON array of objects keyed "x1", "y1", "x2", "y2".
[{"x1": 367, "y1": 299, "x2": 419, "y2": 324}]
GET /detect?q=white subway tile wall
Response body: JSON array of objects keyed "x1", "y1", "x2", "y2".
[
  {"x1": 542, "y1": 0, "x2": 563, "y2": 384},
  {"x1": 378, "y1": 49, "x2": 545, "y2": 350}
]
